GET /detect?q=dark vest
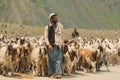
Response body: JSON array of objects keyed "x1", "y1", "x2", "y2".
[{"x1": 48, "y1": 25, "x2": 55, "y2": 47}]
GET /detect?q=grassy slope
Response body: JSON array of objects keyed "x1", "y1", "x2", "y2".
[
  {"x1": 0, "y1": 22, "x2": 120, "y2": 39},
  {"x1": 0, "y1": 0, "x2": 120, "y2": 29}
]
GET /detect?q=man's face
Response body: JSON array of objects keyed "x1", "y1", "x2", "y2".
[{"x1": 51, "y1": 15, "x2": 58, "y2": 24}]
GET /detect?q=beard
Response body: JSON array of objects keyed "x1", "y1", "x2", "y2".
[
  {"x1": 50, "y1": 19, "x2": 58, "y2": 25},
  {"x1": 53, "y1": 20, "x2": 57, "y2": 24}
]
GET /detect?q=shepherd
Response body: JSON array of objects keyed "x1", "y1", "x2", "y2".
[
  {"x1": 72, "y1": 28, "x2": 79, "y2": 38},
  {"x1": 44, "y1": 13, "x2": 63, "y2": 79}
]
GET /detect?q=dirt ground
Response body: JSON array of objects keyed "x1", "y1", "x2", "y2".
[{"x1": 0, "y1": 65, "x2": 120, "y2": 80}]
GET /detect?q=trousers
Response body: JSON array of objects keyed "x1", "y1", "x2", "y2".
[{"x1": 47, "y1": 45, "x2": 62, "y2": 75}]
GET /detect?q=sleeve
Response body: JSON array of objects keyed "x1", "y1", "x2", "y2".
[
  {"x1": 55, "y1": 23, "x2": 63, "y2": 35},
  {"x1": 44, "y1": 26, "x2": 50, "y2": 46},
  {"x1": 60, "y1": 24, "x2": 64, "y2": 46}
]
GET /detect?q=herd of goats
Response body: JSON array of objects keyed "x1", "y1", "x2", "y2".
[{"x1": 0, "y1": 33, "x2": 120, "y2": 77}]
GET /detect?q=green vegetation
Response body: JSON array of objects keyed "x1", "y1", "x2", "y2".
[
  {"x1": 0, "y1": 22, "x2": 120, "y2": 39},
  {"x1": 0, "y1": 0, "x2": 120, "y2": 29}
]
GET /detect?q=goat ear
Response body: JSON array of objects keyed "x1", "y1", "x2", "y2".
[
  {"x1": 24, "y1": 49, "x2": 28, "y2": 54},
  {"x1": 75, "y1": 42, "x2": 77, "y2": 45},
  {"x1": 44, "y1": 48, "x2": 47, "y2": 54},
  {"x1": 5, "y1": 51, "x2": 9, "y2": 56},
  {"x1": 77, "y1": 45, "x2": 79, "y2": 49},
  {"x1": 39, "y1": 48, "x2": 41, "y2": 54},
  {"x1": 28, "y1": 42, "x2": 31, "y2": 47}
]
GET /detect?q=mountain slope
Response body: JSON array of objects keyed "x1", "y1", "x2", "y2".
[{"x1": 0, "y1": 0, "x2": 120, "y2": 29}]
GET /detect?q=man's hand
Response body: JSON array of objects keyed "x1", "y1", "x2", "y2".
[{"x1": 47, "y1": 45, "x2": 53, "y2": 50}]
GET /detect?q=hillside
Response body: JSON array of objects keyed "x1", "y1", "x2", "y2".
[
  {"x1": 0, "y1": 22, "x2": 120, "y2": 39},
  {"x1": 0, "y1": 0, "x2": 120, "y2": 29}
]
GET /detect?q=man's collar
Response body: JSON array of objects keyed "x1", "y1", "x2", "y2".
[{"x1": 50, "y1": 23, "x2": 52, "y2": 26}]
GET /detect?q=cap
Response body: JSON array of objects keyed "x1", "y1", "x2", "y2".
[{"x1": 49, "y1": 13, "x2": 57, "y2": 19}]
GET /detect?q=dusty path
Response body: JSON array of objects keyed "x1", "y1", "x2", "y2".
[{"x1": 0, "y1": 65, "x2": 120, "y2": 80}]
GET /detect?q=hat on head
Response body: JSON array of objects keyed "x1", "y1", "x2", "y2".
[{"x1": 49, "y1": 13, "x2": 57, "y2": 19}]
